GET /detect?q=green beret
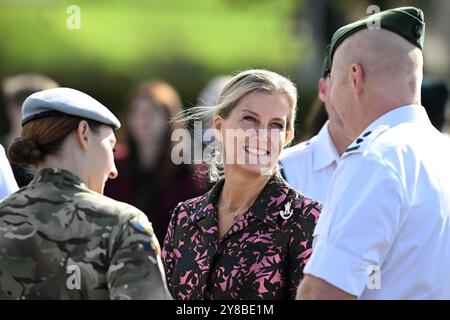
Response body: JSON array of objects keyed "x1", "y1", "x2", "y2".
[
  {"x1": 324, "y1": 6, "x2": 425, "y2": 77},
  {"x1": 22, "y1": 87, "x2": 121, "y2": 130}
]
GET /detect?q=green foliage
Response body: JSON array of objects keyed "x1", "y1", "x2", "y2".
[
  {"x1": 0, "y1": 0, "x2": 303, "y2": 74},
  {"x1": 0, "y1": 0, "x2": 307, "y2": 131}
]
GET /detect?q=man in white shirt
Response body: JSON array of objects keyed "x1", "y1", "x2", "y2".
[
  {"x1": 280, "y1": 66, "x2": 350, "y2": 203},
  {"x1": 0, "y1": 144, "x2": 18, "y2": 200},
  {"x1": 297, "y1": 7, "x2": 450, "y2": 299}
]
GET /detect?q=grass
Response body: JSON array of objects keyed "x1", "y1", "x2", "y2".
[{"x1": 0, "y1": 0, "x2": 304, "y2": 74}]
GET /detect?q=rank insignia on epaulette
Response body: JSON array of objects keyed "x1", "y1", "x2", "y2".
[
  {"x1": 343, "y1": 126, "x2": 389, "y2": 156},
  {"x1": 345, "y1": 131, "x2": 372, "y2": 153},
  {"x1": 345, "y1": 145, "x2": 360, "y2": 153}
]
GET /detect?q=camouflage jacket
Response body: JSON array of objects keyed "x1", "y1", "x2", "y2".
[{"x1": 0, "y1": 168, "x2": 172, "y2": 300}]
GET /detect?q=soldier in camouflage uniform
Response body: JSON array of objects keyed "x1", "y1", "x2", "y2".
[{"x1": 0, "y1": 88, "x2": 172, "y2": 299}]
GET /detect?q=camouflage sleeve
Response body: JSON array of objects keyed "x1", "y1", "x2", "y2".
[
  {"x1": 287, "y1": 199, "x2": 321, "y2": 299},
  {"x1": 107, "y1": 212, "x2": 173, "y2": 300}
]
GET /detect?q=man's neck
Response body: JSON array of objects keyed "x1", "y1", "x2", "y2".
[
  {"x1": 349, "y1": 97, "x2": 421, "y2": 141},
  {"x1": 328, "y1": 122, "x2": 351, "y2": 156}
]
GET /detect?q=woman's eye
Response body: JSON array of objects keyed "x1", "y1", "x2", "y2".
[
  {"x1": 243, "y1": 116, "x2": 256, "y2": 122},
  {"x1": 271, "y1": 123, "x2": 284, "y2": 129}
]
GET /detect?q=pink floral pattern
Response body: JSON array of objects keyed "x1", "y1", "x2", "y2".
[{"x1": 162, "y1": 174, "x2": 321, "y2": 300}]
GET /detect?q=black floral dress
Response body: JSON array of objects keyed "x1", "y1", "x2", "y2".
[{"x1": 162, "y1": 173, "x2": 321, "y2": 300}]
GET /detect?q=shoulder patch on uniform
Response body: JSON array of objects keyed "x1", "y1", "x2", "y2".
[
  {"x1": 343, "y1": 125, "x2": 389, "y2": 157},
  {"x1": 128, "y1": 215, "x2": 155, "y2": 236},
  {"x1": 128, "y1": 215, "x2": 161, "y2": 255}
]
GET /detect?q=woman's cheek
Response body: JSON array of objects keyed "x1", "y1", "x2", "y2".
[{"x1": 268, "y1": 131, "x2": 282, "y2": 154}]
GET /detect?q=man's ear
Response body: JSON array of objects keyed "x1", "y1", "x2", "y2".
[
  {"x1": 75, "y1": 120, "x2": 90, "y2": 150},
  {"x1": 350, "y1": 63, "x2": 364, "y2": 98},
  {"x1": 318, "y1": 78, "x2": 327, "y2": 103}
]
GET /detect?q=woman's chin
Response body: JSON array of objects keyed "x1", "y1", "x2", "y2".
[{"x1": 235, "y1": 163, "x2": 274, "y2": 177}]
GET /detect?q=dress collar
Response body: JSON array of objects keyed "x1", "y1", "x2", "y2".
[{"x1": 186, "y1": 173, "x2": 295, "y2": 230}]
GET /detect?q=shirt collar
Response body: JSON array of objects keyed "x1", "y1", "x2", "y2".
[
  {"x1": 186, "y1": 173, "x2": 294, "y2": 229},
  {"x1": 31, "y1": 168, "x2": 88, "y2": 189},
  {"x1": 363, "y1": 104, "x2": 430, "y2": 134},
  {"x1": 313, "y1": 122, "x2": 340, "y2": 172}
]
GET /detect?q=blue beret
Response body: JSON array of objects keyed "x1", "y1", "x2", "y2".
[
  {"x1": 324, "y1": 6, "x2": 425, "y2": 77},
  {"x1": 21, "y1": 87, "x2": 121, "y2": 130}
]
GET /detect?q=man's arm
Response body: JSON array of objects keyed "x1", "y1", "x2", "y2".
[
  {"x1": 297, "y1": 155, "x2": 404, "y2": 299},
  {"x1": 296, "y1": 275, "x2": 355, "y2": 300}
]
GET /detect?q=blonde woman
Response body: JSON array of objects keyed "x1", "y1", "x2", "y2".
[{"x1": 162, "y1": 69, "x2": 321, "y2": 300}]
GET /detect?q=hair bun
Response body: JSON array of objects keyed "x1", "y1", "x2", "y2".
[{"x1": 8, "y1": 138, "x2": 43, "y2": 165}]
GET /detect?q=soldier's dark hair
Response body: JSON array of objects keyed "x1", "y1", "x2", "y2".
[{"x1": 8, "y1": 115, "x2": 102, "y2": 166}]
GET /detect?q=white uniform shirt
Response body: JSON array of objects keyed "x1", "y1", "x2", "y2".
[
  {"x1": 304, "y1": 105, "x2": 450, "y2": 299},
  {"x1": 444, "y1": 133, "x2": 450, "y2": 143},
  {"x1": 280, "y1": 122, "x2": 340, "y2": 203},
  {"x1": 0, "y1": 144, "x2": 18, "y2": 200}
]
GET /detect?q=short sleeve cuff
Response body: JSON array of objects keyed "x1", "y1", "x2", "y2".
[{"x1": 304, "y1": 240, "x2": 370, "y2": 298}]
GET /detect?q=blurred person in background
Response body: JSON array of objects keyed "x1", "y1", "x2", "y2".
[
  {"x1": 104, "y1": 80, "x2": 206, "y2": 243},
  {"x1": 197, "y1": 75, "x2": 233, "y2": 145},
  {"x1": 1, "y1": 73, "x2": 59, "y2": 187},
  {"x1": 280, "y1": 59, "x2": 351, "y2": 203},
  {"x1": 194, "y1": 75, "x2": 232, "y2": 188},
  {"x1": 302, "y1": 98, "x2": 328, "y2": 141},
  {"x1": 421, "y1": 77, "x2": 448, "y2": 133}
]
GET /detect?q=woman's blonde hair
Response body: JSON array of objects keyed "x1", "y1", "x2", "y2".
[{"x1": 174, "y1": 69, "x2": 298, "y2": 182}]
